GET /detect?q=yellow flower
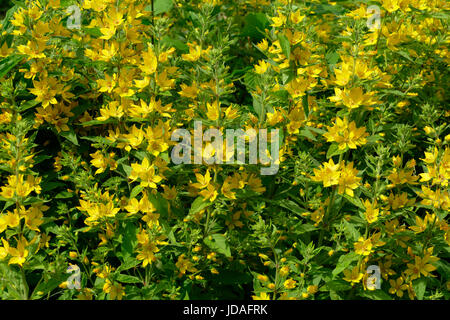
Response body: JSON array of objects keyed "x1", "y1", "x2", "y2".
[
  {"x1": 256, "y1": 39, "x2": 268, "y2": 51},
  {"x1": 337, "y1": 162, "x2": 361, "y2": 197},
  {"x1": 343, "y1": 266, "x2": 363, "y2": 284},
  {"x1": 103, "y1": 279, "x2": 125, "y2": 300},
  {"x1": 283, "y1": 278, "x2": 297, "y2": 289},
  {"x1": 354, "y1": 237, "x2": 373, "y2": 256},
  {"x1": 363, "y1": 199, "x2": 379, "y2": 224},
  {"x1": 191, "y1": 170, "x2": 212, "y2": 190},
  {"x1": 129, "y1": 158, "x2": 163, "y2": 189},
  {"x1": 323, "y1": 117, "x2": 369, "y2": 150},
  {"x1": 141, "y1": 46, "x2": 158, "y2": 75},
  {"x1": 129, "y1": 99, "x2": 154, "y2": 118},
  {"x1": 178, "y1": 82, "x2": 199, "y2": 99},
  {"x1": 90, "y1": 151, "x2": 108, "y2": 175},
  {"x1": 28, "y1": 77, "x2": 59, "y2": 108},
  {"x1": 279, "y1": 266, "x2": 290, "y2": 277},
  {"x1": 155, "y1": 70, "x2": 175, "y2": 91},
  {"x1": 252, "y1": 292, "x2": 270, "y2": 300},
  {"x1": 199, "y1": 184, "x2": 218, "y2": 202},
  {"x1": 77, "y1": 288, "x2": 94, "y2": 300},
  {"x1": 96, "y1": 101, "x2": 124, "y2": 121},
  {"x1": 136, "y1": 242, "x2": 160, "y2": 267},
  {"x1": 311, "y1": 158, "x2": 340, "y2": 187},
  {"x1": 206, "y1": 101, "x2": 220, "y2": 121},
  {"x1": 254, "y1": 60, "x2": 270, "y2": 74},
  {"x1": 2, "y1": 211, "x2": 21, "y2": 229},
  {"x1": 182, "y1": 43, "x2": 203, "y2": 62},
  {"x1": 176, "y1": 254, "x2": 197, "y2": 277},
  {"x1": 271, "y1": 11, "x2": 287, "y2": 27},
  {"x1": 307, "y1": 285, "x2": 318, "y2": 294},
  {"x1": 389, "y1": 277, "x2": 408, "y2": 297},
  {"x1": 286, "y1": 77, "x2": 309, "y2": 98},
  {"x1": 290, "y1": 10, "x2": 305, "y2": 24},
  {"x1": 0, "y1": 238, "x2": 10, "y2": 260},
  {"x1": 257, "y1": 274, "x2": 269, "y2": 282},
  {"x1": 382, "y1": 0, "x2": 400, "y2": 13},
  {"x1": 329, "y1": 87, "x2": 377, "y2": 110},
  {"x1": 8, "y1": 236, "x2": 29, "y2": 266},
  {"x1": 409, "y1": 215, "x2": 428, "y2": 234},
  {"x1": 405, "y1": 254, "x2": 438, "y2": 280},
  {"x1": 99, "y1": 25, "x2": 117, "y2": 40}
]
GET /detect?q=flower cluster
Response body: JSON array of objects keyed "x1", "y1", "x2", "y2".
[{"x1": 0, "y1": 0, "x2": 448, "y2": 300}]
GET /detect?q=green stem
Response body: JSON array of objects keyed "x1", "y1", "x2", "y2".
[
  {"x1": 20, "y1": 267, "x2": 29, "y2": 300},
  {"x1": 151, "y1": 0, "x2": 154, "y2": 45},
  {"x1": 204, "y1": 207, "x2": 212, "y2": 237},
  {"x1": 318, "y1": 152, "x2": 345, "y2": 246},
  {"x1": 271, "y1": 243, "x2": 280, "y2": 299}
]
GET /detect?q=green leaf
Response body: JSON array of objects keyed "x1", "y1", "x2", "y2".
[
  {"x1": 299, "y1": 128, "x2": 317, "y2": 141},
  {"x1": 277, "y1": 199, "x2": 310, "y2": 216},
  {"x1": 326, "y1": 280, "x2": 352, "y2": 291},
  {"x1": 116, "y1": 274, "x2": 142, "y2": 284},
  {"x1": 60, "y1": 129, "x2": 79, "y2": 146},
  {"x1": 145, "y1": 0, "x2": 173, "y2": 15},
  {"x1": 329, "y1": 290, "x2": 343, "y2": 300},
  {"x1": 0, "y1": 54, "x2": 23, "y2": 79},
  {"x1": 413, "y1": 278, "x2": 427, "y2": 300},
  {"x1": 435, "y1": 260, "x2": 450, "y2": 278},
  {"x1": 342, "y1": 219, "x2": 361, "y2": 242},
  {"x1": 366, "y1": 134, "x2": 383, "y2": 144},
  {"x1": 358, "y1": 289, "x2": 393, "y2": 300},
  {"x1": 244, "y1": 71, "x2": 257, "y2": 91},
  {"x1": 54, "y1": 191, "x2": 74, "y2": 199},
  {"x1": 189, "y1": 197, "x2": 211, "y2": 215},
  {"x1": 326, "y1": 143, "x2": 347, "y2": 159},
  {"x1": 79, "y1": 119, "x2": 116, "y2": 127},
  {"x1": 214, "y1": 271, "x2": 252, "y2": 285},
  {"x1": 252, "y1": 95, "x2": 264, "y2": 119},
  {"x1": 332, "y1": 252, "x2": 359, "y2": 276},
  {"x1": 83, "y1": 27, "x2": 102, "y2": 37},
  {"x1": 33, "y1": 154, "x2": 53, "y2": 165},
  {"x1": 1, "y1": 5, "x2": 21, "y2": 33},
  {"x1": 30, "y1": 276, "x2": 63, "y2": 300},
  {"x1": 161, "y1": 36, "x2": 188, "y2": 52},
  {"x1": 342, "y1": 194, "x2": 365, "y2": 210},
  {"x1": 278, "y1": 34, "x2": 290, "y2": 60},
  {"x1": 395, "y1": 50, "x2": 415, "y2": 63},
  {"x1": 80, "y1": 136, "x2": 114, "y2": 145},
  {"x1": 305, "y1": 126, "x2": 326, "y2": 135},
  {"x1": 294, "y1": 223, "x2": 317, "y2": 234},
  {"x1": 241, "y1": 13, "x2": 270, "y2": 40},
  {"x1": 23, "y1": 196, "x2": 47, "y2": 205},
  {"x1": 204, "y1": 234, "x2": 231, "y2": 258},
  {"x1": 18, "y1": 99, "x2": 39, "y2": 112},
  {"x1": 326, "y1": 51, "x2": 339, "y2": 65},
  {"x1": 148, "y1": 192, "x2": 169, "y2": 218},
  {"x1": 3, "y1": 200, "x2": 15, "y2": 211},
  {"x1": 102, "y1": 176, "x2": 124, "y2": 188},
  {"x1": 121, "y1": 164, "x2": 132, "y2": 177},
  {"x1": 121, "y1": 223, "x2": 138, "y2": 258},
  {"x1": 130, "y1": 185, "x2": 144, "y2": 199}
]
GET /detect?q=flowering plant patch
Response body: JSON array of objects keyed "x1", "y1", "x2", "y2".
[{"x1": 0, "y1": 0, "x2": 448, "y2": 300}]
